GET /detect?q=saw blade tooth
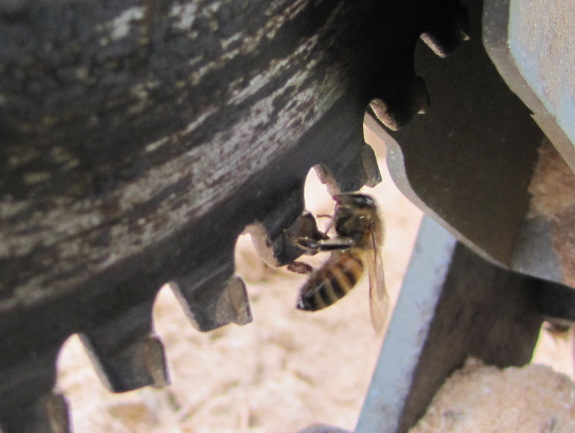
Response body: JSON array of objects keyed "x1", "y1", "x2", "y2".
[
  {"x1": 170, "y1": 257, "x2": 253, "y2": 332},
  {"x1": 0, "y1": 392, "x2": 71, "y2": 433},
  {"x1": 224, "y1": 276, "x2": 253, "y2": 326},
  {"x1": 314, "y1": 142, "x2": 382, "y2": 195},
  {"x1": 370, "y1": 76, "x2": 430, "y2": 131},
  {"x1": 79, "y1": 302, "x2": 169, "y2": 393},
  {"x1": 421, "y1": 4, "x2": 470, "y2": 58},
  {"x1": 360, "y1": 144, "x2": 383, "y2": 188},
  {"x1": 0, "y1": 344, "x2": 63, "y2": 427},
  {"x1": 246, "y1": 184, "x2": 307, "y2": 268}
]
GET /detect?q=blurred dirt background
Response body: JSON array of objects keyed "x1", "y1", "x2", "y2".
[{"x1": 56, "y1": 126, "x2": 574, "y2": 433}]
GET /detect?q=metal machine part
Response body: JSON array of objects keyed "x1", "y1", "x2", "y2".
[
  {"x1": 483, "y1": 0, "x2": 575, "y2": 170},
  {"x1": 356, "y1": 217, "x2": 545, "y2": 433},
  {"x1": 0, "y1": 0, "x2": 573, "y2": 431},
  {"x1": 354, "y1": 1, "x2": 575, "y2": 432},
  {"x1": 483, "y1": 0, "x2": 575, "y2": 288},
  {"x1": 0, "y1": 0, "x2": 469, "y2": 431},
  {"x1": 356, "y1": 222, "x2": 575, "y2": 433},
  {"x1": 371, "y1": 0, "x2": 575, "y2": 289}
]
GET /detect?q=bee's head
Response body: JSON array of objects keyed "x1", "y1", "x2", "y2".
[
  {"x1": 333, "y1": 193, "x2": 376, "y2": 210},
  {"x1": 332, "y1": 193, "x2": 378, "y2": 240}
]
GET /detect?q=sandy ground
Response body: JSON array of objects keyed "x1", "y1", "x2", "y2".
[
  {"x1": 409, "y1": 358, "x2": 575, "y2": 433},
  {"x1": 56, "y1": 127, "x2": 574, "y2": 433}
]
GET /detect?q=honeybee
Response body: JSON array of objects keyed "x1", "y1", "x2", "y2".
[{"x1": 290, "y1": 193, "x2": 389, "y2": 332}]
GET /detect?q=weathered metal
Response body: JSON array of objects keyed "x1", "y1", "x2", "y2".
[
  {"x1": 372, "y1": 0, "x2": 575, "y2": 290},
  {"x1": 3, "y1": 0, "x2": 572, "y2": 432},
  {"x1": 354, "y1": 1, "x2": 575, "y2": 432},
  {"x1": 0, "y1": 0, "x2": 469, "y2": 430},
  {"x1": 356, "y1": 217, "x2": 561, "y2": 433},
  {"x1": 483, "y1": 0, "x2": 575, "y2": 171},
  {"x1": 375, "y1": 0, "x2": 543, "y2": 267}
]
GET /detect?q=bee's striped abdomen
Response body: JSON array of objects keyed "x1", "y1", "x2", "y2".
[{"x1": 296, "y1": 250, "x2": 364, "y2": 311}]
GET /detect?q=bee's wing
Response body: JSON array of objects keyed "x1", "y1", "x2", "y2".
[{"x1": 367, "y1": 229, "x2": 389, "y2": 332}]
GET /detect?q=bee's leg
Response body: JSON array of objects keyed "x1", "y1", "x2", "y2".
[
  {"x1": 292, "y1": 236, "x2": 355, "y2": 254},
  {"x1": 291, "y1": 237, "x2": 322, "y2": 255},
  {"x1": 314, "y1": 237, "x2": 355, "y2": 251},
  {"x1": 287, "y1": 261, "x2": 314, "y2": 275},
  {"x1": 285, "y1": 212, "x2": 329, "y2": 256}
]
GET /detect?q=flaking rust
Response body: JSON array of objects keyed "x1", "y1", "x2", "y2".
[{"x1": 528, "y1": 138, "x2": 575, "y2": 287}]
